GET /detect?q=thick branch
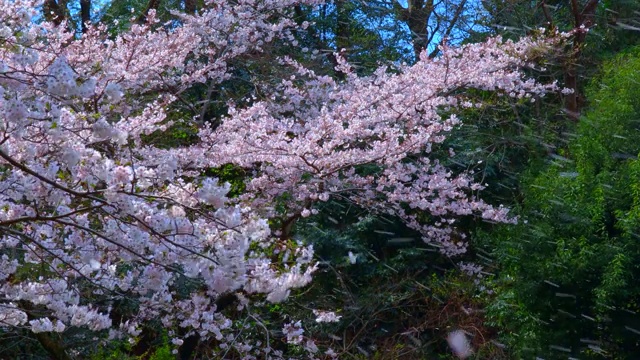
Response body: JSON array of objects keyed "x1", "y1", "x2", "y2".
[
  {"x1": 538, "y1": 0, "x2": 554, "y2": 26},
  {"x1": 0, "y1": 206, "x2": 101, "y2": 227},
  {"x1": 0, "y1": 148, "x2": 105, "y2": 203}
]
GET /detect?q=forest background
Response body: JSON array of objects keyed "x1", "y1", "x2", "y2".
[{"x1": 1, "y1": 0, "x2": 640, "y2": 359}]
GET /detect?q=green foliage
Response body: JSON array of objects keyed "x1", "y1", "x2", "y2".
[
  {"x1": 148, "y1": 340, "x2": 174, "y2": 360},
  {"x1": 440, "y1": 88, "x2": 565, "y2": 205},
  {"x1": 258, "y1": 195, "x2": 508, "y2": 359},
  {"x1": 88, "y1": 333, "x2": 174, "y2": 360},
  {"x1": 204, "y1": 164, "x2": 247, "y2": 197},
  {"x1": 483, "y1": 47, "x2": 640, "y2": 359},
  {"x1": 90, "y1": 345, "x2": 135, "y2": 360},
  {"x1": 100, "y1": 0, "x2": 205, "y2": 32},
  {"x1": 141, "y1": 121, "x2": 200, "y2": 149},
  {"x1": 296, "y1": 2, "x2": 412, "y2": 75}
]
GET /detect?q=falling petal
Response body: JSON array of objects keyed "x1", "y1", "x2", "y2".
[{"x1": 447, "y1": 330, "x2": 473, "y2": 359}]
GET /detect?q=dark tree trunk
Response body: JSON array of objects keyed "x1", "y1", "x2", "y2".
[
  {"x1": 564, "y1": 0, "x2": 599, "y2": 120},
  {"x1": 43, "y1": 0, "x2": 66, "y2": 25},
  {"x1": 19, "y1": 301, "x2": 72, "y2": 360},
  {"x1": 293, "y1": 5, "x2": 345, "y2": 79},
  {"x1": 34, "y1": 333, "x2": 74, "y2": 360},
  {"x1": 80, "y1": 0, "x2": 91, "y2": 33},
  {"x1": 184, "y1": 0, "x2": 197, "y2": 14},
  {"x1": 396, "y1": 0, "x2": 434, "y2": 59},
  {"x1": 334, "y1": 0, "x2": 350, "y2": 79}
]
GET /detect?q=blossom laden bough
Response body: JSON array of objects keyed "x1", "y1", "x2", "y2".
[{"x1": 209, "y1": 32, "x2": 562, "y2": 256}]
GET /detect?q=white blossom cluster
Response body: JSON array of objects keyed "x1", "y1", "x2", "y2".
[{"x1": 207, "y1": 33, "x2": 564, "y2": 257}]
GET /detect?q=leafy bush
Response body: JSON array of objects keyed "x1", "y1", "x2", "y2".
[{"x1": 483, "y1": 46, "x2": 640, "y2": 359}]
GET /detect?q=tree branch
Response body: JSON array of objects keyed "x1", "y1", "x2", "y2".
[{"x1": 429, "y1": 0, "x2": 467, "y2": 58}]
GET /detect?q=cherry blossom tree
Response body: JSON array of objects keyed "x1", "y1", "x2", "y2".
[
  {"x1": 0, "y1": 0, "x2": 563, "y2": 358},
  {"x1": 207, "y1": 38, "x2": 561, "y2": 257}
]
